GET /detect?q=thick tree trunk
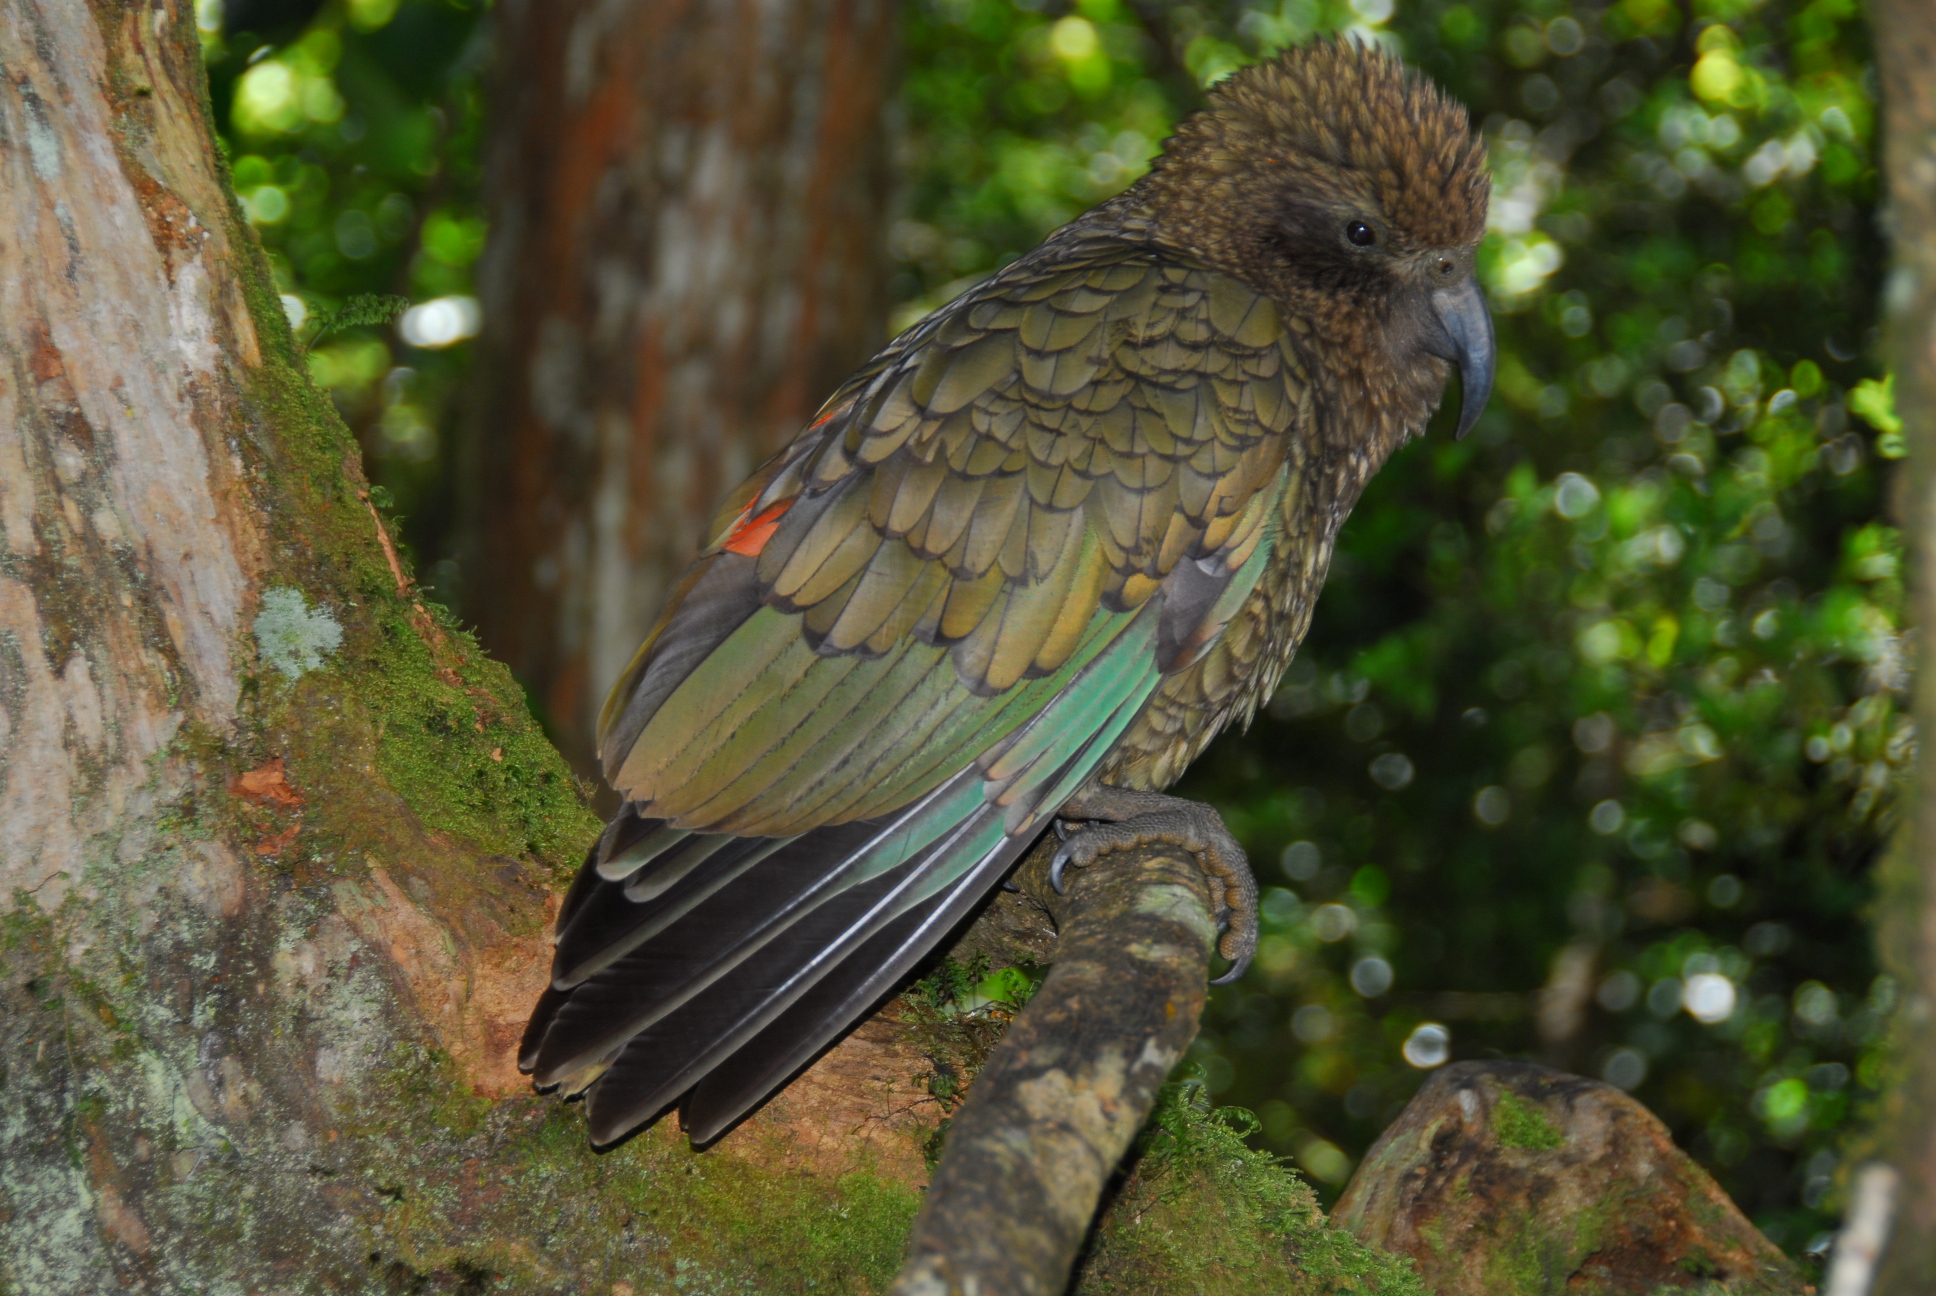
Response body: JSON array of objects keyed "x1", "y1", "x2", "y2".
[
  {"x1": 0, "y1": 5, "x2": 932, "y2": 1289},
  {"x1": 1870, "y1": 0, "x2": 1936, "y2": 1288},
  {"x1": 467, "y1": 0, "x2": 897, "y2": 771}
]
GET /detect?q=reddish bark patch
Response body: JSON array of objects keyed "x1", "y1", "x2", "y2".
[
  {"x1": 1332, "y1": 1061, "x2": 1807, "y2": 1295},
  {"x1": 335, "y1": 869, "x2": 557, "y2": 1098},
  {"x1": 715, "y1": 1007, "x2": 946, "y2": 1188},
  {"x1": 230, "y1": 757, "x2": 305, "y2": 808},
  {"x1": 251, "y1": 824, "x2": 300, "y2": 857}
]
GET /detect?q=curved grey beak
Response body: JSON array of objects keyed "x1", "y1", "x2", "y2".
[{"x1": 1426, "y1": 277, "x2": 1496, "y2": 440}]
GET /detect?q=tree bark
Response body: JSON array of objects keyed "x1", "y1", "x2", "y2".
[
  {"x1": 1870, "y1": 0, "x2": 1936, "y2": 1288},
  {"x1": 467, "y1": 0, "x2": 898, "y2": 772}
]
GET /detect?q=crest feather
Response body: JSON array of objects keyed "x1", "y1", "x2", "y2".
[{"x1": 1155, "y1": 39, "x2": 1489, "y2": 251}]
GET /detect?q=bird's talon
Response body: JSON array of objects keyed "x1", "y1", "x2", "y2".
[
  {"x1": 1049, "y1": 848, "x2": 1072, "y2": 894},
  {"x1": 1209, "y1": 953, "x2": 1252, "y2": 986}
]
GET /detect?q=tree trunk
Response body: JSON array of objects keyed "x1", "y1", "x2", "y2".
[
  {"x1": 1870, "y1": 0, "x2": 1936, "y2": 1289},
  {"x1": 0, "y1": 4, "x2": 928, "y2": 1288},
  {"x1": 466, "y1": 0, "x2": 898, "y2": 772}
]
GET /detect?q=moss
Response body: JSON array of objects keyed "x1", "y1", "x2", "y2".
[
  {"x1": 377, "y1": 1044, "x2": 494, "y2": 1139},
  {"x1": 354, "y1": 1100, "x2": 922, "y2": 1294},
  {"x1": 1464, "y1": 1184, "x2": 1624, "y2": 1295},
  {"x1": 1073, "y1": 1077, "x2": 1426, "y2": 1295},
  {"x1": 188, "y1": 64, "x2": 597, "y2": 877},
  {"x1": 900, "y1": 956, "x2": 1025, "y2": 1167},
  {"x1": 356, "y1": 604, "x2": 597, "y2": 867},
  {"x1": 1479, "y1": 1228, "x2": 1555, "y2": 1294},
  {"x1": 1494, "y1": 1092, "x2": 1565, "y2": 1151},
  {"x1": 232, "y1": 329, "x2": 597, "y2": 869},
  {"x1": 1473, "y1": 1190, "x2": 1608, "y2": 1294}
]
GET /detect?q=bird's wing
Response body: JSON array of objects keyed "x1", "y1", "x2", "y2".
[
  {"x1": 601, "y1": 249, "x2": 1306, "y2": 830},
  {"x1": 523, "y1": 246, "x2": 1310, "y2": 1144}
]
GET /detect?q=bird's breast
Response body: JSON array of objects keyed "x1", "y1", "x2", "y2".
[{"x1": 1096, "y1": 440, "x2": 1387, "y2": 791}]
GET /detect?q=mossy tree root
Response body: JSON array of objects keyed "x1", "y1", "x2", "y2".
[{"x1": 893, "y1": 840, "x2": 1217, "y2": 1296}]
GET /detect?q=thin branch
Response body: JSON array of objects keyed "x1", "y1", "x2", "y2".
[{"x1": 893, "y1": 837, "x2": 1217, "y2": 1296}]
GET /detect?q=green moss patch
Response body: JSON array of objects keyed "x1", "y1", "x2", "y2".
[
  {"x1": 226, "y1": 236, "x2": 597, "y2": 876},
  {"x1": 1493, "y1": 1092, "x2": 1565, "y2": 1151},
  {"x1": 1074, "y1": 1077, "x2": 1426, "y2": 1295}
]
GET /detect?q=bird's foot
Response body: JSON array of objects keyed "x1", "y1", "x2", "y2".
[{"x1": 1050, "y1": 786, "x2": 1256, "y2": 985}]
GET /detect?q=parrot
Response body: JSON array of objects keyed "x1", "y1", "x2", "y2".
[{"x1": 519, "y1": 38, "x2": 1494, "y2": 1149}]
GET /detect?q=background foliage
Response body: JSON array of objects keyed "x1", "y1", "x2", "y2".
[{"x1": 205, "y1": 0, "x2": 1897, "y2": 1261}]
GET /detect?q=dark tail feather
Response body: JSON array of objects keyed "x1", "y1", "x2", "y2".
[
  {"x1": 569, "y1": 794, "x2": 998, "y2": 1139},
  {"x1": 552, "y1": 838, "x2": 609, "y2": 935},
  {"x1": 550, "y1": 834, "x2": 793, "y2": 989},
  {"x1": 584, "y1": 869, "x2": 947, "y2": 1144},
  {"x1": 522, "y1": 778, "x2": 1037, "y2": 1146},
  {"x1": 527, "y1": 818, "x2": 893, "y2": 1085},
  {"x1": 680, "y1": 830, "x2": 1038, "y2": 1144},
  {"x1": 518, "y1": 982, "x2": 573, "y2": 1076}
]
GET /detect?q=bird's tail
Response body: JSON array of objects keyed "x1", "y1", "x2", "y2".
[{"x1": 518, "y1": 761, "x2": 1068, "y2": 1145}]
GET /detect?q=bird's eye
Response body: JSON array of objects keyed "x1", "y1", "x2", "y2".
[
  {"x1": 1346, "y1": 221, "x2": 1376, "y2": 247},
  {"x1": 1435, "y1": 256, "x2": 1454, "y2": 277}
]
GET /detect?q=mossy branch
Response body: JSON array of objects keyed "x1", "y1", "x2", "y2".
[
  {"x1": 893, "y1": 837, "x2": 1218, "y2": 1296},
  {"x1": 303, "y1": 291, "x2": 412, "y2": 350}
]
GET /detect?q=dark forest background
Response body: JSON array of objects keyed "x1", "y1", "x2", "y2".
[{"x1": 202, "y1": 0, "x2": 1896, "y2": 1257}]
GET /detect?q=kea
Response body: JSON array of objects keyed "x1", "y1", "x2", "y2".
[{"x1": 520, "y1": 39, "x2": 1494, "y2": 1147}]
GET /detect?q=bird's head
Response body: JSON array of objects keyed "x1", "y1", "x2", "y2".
[{"x1": 1139, "y1": 40, "x2": 1495, "y2": 439}]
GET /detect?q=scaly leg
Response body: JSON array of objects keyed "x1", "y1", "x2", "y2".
[{"x1": 1051, "y1": 785, "x2": 1257, "y2": 985}]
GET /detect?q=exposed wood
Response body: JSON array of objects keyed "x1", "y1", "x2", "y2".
[
  {"x1": 468, "y1": 0, "x2": 897, "y2": 770},
  {"x1": 0, "y1": 0, "x2": 265, "y2": 912},
  {"x1": 1332, "y1": 1061, "x2": 1805, "y2": 1295},
  {"x1": 1869, "y1": 0, "x2": 1936, "y2": 1287}
]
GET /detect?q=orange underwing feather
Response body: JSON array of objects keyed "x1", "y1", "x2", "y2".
[{"x1": 721, "y1": 498, "x2": 792, "y2": 557}]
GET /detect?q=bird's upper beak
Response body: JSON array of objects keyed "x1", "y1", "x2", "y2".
[{"x1": 1425, "y1": 276, "x2": 1496, "y2": 440}]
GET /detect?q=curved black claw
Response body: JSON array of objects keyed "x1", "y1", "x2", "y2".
[
  {"x1": 1209, "y1": 951, "x2": 1253, "y2": 986},
  {"x1": 1209, "y1": 901, "x2": 1257, "y2": 984},
  {"x1": 1049, "y1": 843, "x2": 1073, "y2": 894}
]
